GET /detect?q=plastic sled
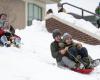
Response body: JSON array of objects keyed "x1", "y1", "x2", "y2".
[
  {"x1": 72, "y1": 68, "x2": 94, "y2": 74},
  {"x1": 64, "y1": 66, "x2": 94, "y2": 74}
]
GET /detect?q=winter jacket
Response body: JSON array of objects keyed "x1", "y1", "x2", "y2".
[
  {"x1": 95, "y1": 7, "x2": 100, "y2": 15},
  {"x1": 63, "y1": 42, "x2": 79, "y2": 58},
  {"x1": 50, "y1": 40, "x2": 63, "y2": 62},
  {"x1": 9, "y1": 25, "x2": 15, "y2": 35},
  {"x1": 0, "y1": 28, "x2": 5, "y2": 37}
]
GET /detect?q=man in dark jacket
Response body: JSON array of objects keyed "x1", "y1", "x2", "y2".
[{"x1": 50, "y1": 29, "x2": 78, "y2": 69}]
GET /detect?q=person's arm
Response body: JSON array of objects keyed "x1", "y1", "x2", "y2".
[
  {"x1": 10, "y1": 25, "x2": 15, "y2": 35},
  {"x1": 50, "y1": 43, "x2": 62, "y2": 58}
]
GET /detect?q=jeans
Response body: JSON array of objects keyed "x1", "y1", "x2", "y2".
[
  {"x1": 0, "y1": 35, "x2": 8, "y2": 45},
  {"x1": 67, "y1": 47, "x2": 89, "y2": 61}
]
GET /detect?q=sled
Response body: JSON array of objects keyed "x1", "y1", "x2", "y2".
[
  {"x1": 64, "y1": 66, "x2": 94, "y2": 74},
  {"x1": 72, "y1": 68, "x2": 94, "y2": 74},
  {"x1": 65, "y1": 59, "x2": 100, "y2": 74}
]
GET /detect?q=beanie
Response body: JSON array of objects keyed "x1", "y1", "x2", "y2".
[
  {"x1": 52, "y1": 29, "x2": 61, "y2": 38},
  {"x1": 63, "y1": 32, "x2": 72, "y2": 42}
]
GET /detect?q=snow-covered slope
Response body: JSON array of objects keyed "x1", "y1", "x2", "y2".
[{"x1": 0, "y1": 20, "x2": 100, "y2": 80}]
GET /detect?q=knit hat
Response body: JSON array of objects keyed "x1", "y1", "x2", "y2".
[
  {"x1": 52, "y1": 29, "x2": 61, "y2": 38},
  {"x1": 63, "y1": 32, "x2": 72, "y2": 42}
]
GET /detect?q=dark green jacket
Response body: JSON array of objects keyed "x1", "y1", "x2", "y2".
[
  {"x1": 50, "y1": 41, "x2": 63, "y2": 62},
  {"x1": 95, "y1": 7, "x2": 100, "y2": 15}
]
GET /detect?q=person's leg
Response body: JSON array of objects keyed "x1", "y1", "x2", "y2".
[
  {"x1": 78, "y1": 47, "x2": 88, "y2": 58},
  {"x1": 67, "y1": 47, "x2": 78, "y2": 62},
  {"x1": 62, "y1": 56, "x2": 76, "y2": 69},
  {"x1": 78, "y1": 47, "x2": 93, "y2": 68},
  {"x1": 57, "y1": 60, "x2": 65, "y2": 68},
  {"x1": 0, "y1": 35, "x2": 8, "y2": 45},
  {"x1": 13, "y1": 36, "x2": 21, "y2": 48},
  {"x1": 0, "y1": 35, "x2": 10, "y2": 47}
]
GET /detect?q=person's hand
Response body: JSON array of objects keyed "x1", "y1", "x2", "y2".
[
  {"x1": 76, "y1": 43, "x2": 82, "y2": 49},
  {"x1": 65, "y1": 47, "x2": 69, "y2": 51},
  {"x1": 60, "y1": 47, "x2": 69, "y2": 55},
  {"x1": 60, "y1": 49, "x2": 66, "y2": 55}
]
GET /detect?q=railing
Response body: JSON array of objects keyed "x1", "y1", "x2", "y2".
[{"x1": 62, "y1": 2, "x2": 99, "y2": 18}]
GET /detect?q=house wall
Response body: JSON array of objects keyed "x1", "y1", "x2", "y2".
[
  {"x1": 25, "y1": 0, "x2": 46, "y2": 26},
  {"x1": 0, "y1": 0, "x2": 25, "y2": 29},
  {"x1": 0, "y1": 0, "x2": 60, "y2": 29}
]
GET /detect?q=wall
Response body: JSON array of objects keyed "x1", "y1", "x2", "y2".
[
  {"x1": 46, "y1": 18, "x2": 100, "y2": 45},
  {"x1": 0, "y1": 0, "x2": 25, "y2": 29}
]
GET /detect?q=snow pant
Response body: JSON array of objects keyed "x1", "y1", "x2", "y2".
[
  {"x1": 14, "y1": 35, "x2": 21, "y2": 46},
  {"x1": 57, "y1": 56, "x2": 76, "y2": 69},
  {"x1": 77, "y1": 47, "x2": 88, "y2": 59},
  {"x1": 0, "y1": 39, "x2": 3, "y2": 46},
  {"x1": 67, "y1": 47, "x2": 89, "y2": 62}
]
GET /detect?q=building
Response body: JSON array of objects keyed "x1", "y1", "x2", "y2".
[{"x1": 0, "y1": 0, "x2": 60, "y2": 29}]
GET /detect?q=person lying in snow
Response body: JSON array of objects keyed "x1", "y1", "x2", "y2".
[
  {"x1": 0, "y1": 20, "x2": 21, "y2": 48},
  {"x1": 50, "y1": 29, "x2": 100, "y2": 69}
]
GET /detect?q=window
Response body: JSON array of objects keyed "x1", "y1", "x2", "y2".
[{"x1": 27, "y1": 3, "x2": 42, "y2": 26}]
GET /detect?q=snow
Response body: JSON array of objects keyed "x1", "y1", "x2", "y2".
[
  {"x1": 0, "y1": 20, "x2": 100, "y2": 80},
  {"x1": 47, "y1": 0, "x2": 100, "y2": 15},
  {"x1": 0, "y1": 0, "x2": 100, "y2": 80},
  {"x1": 48, "y1": 12, "x2": 100, "y2": 35}
]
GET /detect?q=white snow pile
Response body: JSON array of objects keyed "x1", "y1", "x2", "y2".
[{"x1": 0, "y1": 20, "x2": 100, "y2": 80}]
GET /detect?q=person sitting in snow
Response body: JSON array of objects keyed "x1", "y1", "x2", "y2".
[
  {"x1": 61, "y1": 33, "x2": 93, "y2": 69},
  {"x1": 0, "y1": 13, "x2": 8, "y2": 46},
  {"x1": 57, "y1": 3, "x2": 66, "y2": 13},
  {"x1": 46, "y1": 9, "x2": 53, "y2": 15},
  {"x1": 50, "y1": 29, "x2": 100, "y2": 69},
  {"x1": 95, "y1": 2, "x2": 100, "y2": 28},
  {"x1": 50, "y1": 29, "x2": 83, "y2": 69},
  {"x1": 0, "y1": 21, "x2": 21, "y2": 48}
]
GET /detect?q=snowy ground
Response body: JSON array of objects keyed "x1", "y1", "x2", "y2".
[
  {"x1": 0, "y1": 20, "x2": 100, "y2": 80},
  {"x1": 0, "y1": 0, "x2": 100, "y2": 80}
]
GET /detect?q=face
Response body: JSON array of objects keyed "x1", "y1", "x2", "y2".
[
  {"x1": 54, "y1": 35, "x2": 61, "y2": 42},
  {"x1": 0, "y1": 15, "x2": 7, "y2": 20},
  {"x1": 4, "y1": 21, "x2": 10, "y2": 29},
  {"x1": 65, "y1": 35, "x2": 72, "y2": 45}
]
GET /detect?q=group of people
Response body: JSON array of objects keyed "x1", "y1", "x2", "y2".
[
  {"x1": 46, "y1": 3, "x2": 66, "y2": 15},
  {"x1": 50, "y1": 29, "x2": 99, "y2": 69},
  {"x1": 0, "y1": 13, "x2": 21, "y2": 48}
]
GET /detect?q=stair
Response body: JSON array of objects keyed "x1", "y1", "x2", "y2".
[{"x1": 68, "y1": 13, "x2": 97, "y2": 26}]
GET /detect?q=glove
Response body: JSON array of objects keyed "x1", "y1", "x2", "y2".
[{"x1": 79, "y1": 63, "x2": 85, "y2": 69}]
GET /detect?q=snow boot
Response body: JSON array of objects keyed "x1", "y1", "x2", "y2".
[{"x1": 90, "y1": 59, "x2": 100, "y2": 68}]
